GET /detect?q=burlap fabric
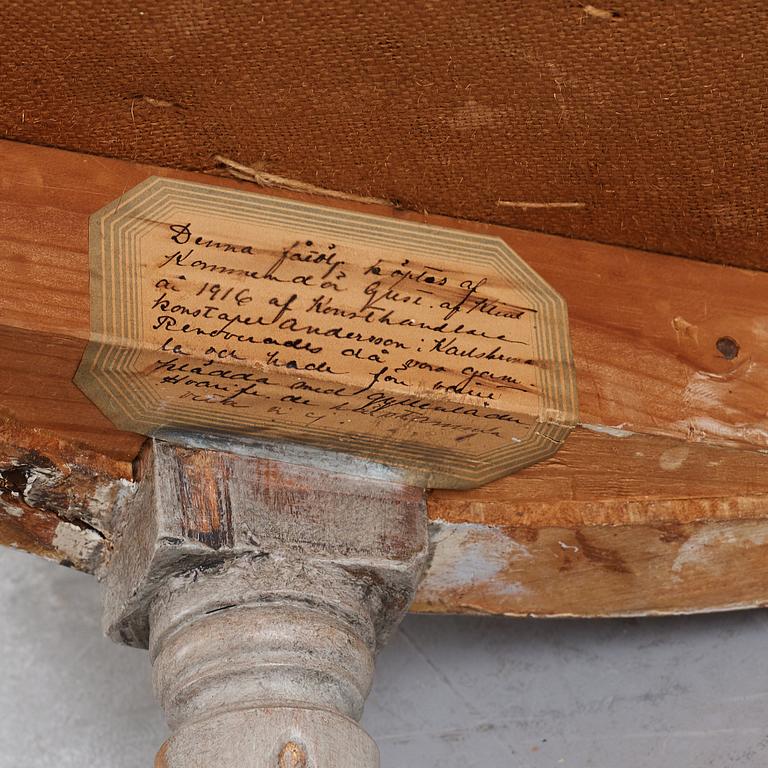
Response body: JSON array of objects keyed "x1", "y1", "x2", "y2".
[{"x1": 2, "y1": 1, "x2": 767, "y2": 270}]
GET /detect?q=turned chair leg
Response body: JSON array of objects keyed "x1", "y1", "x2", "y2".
[
  {"x1": 102, "y1": 439, "x2": 429, "y2": 767},
  {"x1": 150, "y1": 559, "x2": 379, "y2": 767}
]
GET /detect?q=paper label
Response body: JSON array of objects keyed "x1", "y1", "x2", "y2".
[{"x1": 76, "y1": 178, "x2": 577, "y2": 488}]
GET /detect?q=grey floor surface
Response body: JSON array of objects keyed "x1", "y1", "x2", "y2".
[{"x1": 1, "y1": 546, "x2": 767, "y2": 767}]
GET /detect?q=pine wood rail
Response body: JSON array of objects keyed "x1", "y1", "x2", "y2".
[{"x1": 2, "y1": 139, "x2": 768, "y2": 616}]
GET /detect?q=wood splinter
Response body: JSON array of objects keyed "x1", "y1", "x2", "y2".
[{"x1": 104, "y1": 440, "x2": 429, "y2": 768}]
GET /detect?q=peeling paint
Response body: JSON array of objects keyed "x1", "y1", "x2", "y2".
[
  {"x1": 425, "y1": 521, "x2": 531, "y2": 597},
  {"x1": 2, "y1": 448, "x2": 136, "y2": 539},
  {"x1": 52, "y1": 521, "x2": 104, "y2": 571},
  {"x1": 89, "y1": 476, "x2": 137, "y2": 529},
  {"x1": 676, "y1": 417, "x2": 768, "y2": 450},
  {"x1": 580, "y1": 423, "x2": 635, "y2": 438},
  {"x1": 0, "y1": 497, "x2": 23, "y2": 517},
  {"x1": 15, "y1": 462, "x2": 63, "y2": 497},
  {"x1": 672, "y1": 525, "x2": 768, "y2": 574}
]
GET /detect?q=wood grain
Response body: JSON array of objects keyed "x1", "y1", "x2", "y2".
[
  {"x1": 415, "y1": 517, "x2": 768, "y2": 617},
  {"x1": 430, "y1": 429, "x2": 768, "y2": 528},
  {"x1": 0, "y1": 416, "x2": 128, "y2": 571},
  {"x1": 2, "y1": 140, "x2": 768, "y2": 616},
  {"x1": 421, "y1": 430, "x2": 768, "y2": 616},
  {"x1": 2, "y1": 140, "x2": 767, "y2": 460}
]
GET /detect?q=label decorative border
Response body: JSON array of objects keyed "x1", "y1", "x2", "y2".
[{"x1": 75, "y1": 177, "x2": 578, "y2": 489}]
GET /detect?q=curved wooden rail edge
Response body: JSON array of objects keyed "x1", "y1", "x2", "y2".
[{"x1": 2, "y1": 140, "x2": 768, "y2": 616}]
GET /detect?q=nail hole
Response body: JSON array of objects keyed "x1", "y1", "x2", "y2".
[{"x1": 715, "y1": 336, "x2": 740, "y2": 360}]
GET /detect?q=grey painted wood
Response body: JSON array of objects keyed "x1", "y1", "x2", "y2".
[
  {"x1": 102, "y1": 439, "x2": 429, "y2": 765},
  {"x1": 149, "y1": 559, "x2": 381, "y2": 766},
  {"x1": 104, "y1": 440, "x2": 427, "y2": 648},
  {"x1": 158, "y1": 709, "x2": 378, "y2": 768}
]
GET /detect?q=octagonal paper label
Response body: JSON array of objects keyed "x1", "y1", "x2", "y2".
[{"x1": 75, "y1": 177, "x2": 578, "y2": 488}]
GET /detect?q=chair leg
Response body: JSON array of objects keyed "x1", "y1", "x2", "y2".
[{"x1": 102, "y1": 439, "x2": 429, "y2": 767}]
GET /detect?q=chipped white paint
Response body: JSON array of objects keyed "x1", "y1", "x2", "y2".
[
  {"x1": 52, "y1": 521, "x2": 103, "y2": 570},
  {"x1": 3, "y1": 457, "x2": 135, "y2": 542},
  {"x1": 580, "y1": 423, "x2": 635, "y2": 438},
  {"x1": 11, "y1": 461, "x2": 63, "y2": 500},
  {"x1": 6, "y1": 458, "x2": 135, "y2": 535},
  {"x1": 425, "y1": 521, "x2": 530, "y2": 597},
  {"x1": 675, "y1": 416, "x2": 768, "y2": 450},
  {"x1": 0, "y1": 497, "x2": 23, "y2": 517},
  {"x1": 659, "y1": 445, "x2": 689, "y2": 471},
  {"x1": 672, "y1": 525, "x2": 768, "y2": 575},
  {"x1": 90, "y1": 477, "x2": 136, "y2": 529}
]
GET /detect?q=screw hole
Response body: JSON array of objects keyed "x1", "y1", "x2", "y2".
[{"x1": 715, "y1": 336, "x2": 740, "y2": 360}]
